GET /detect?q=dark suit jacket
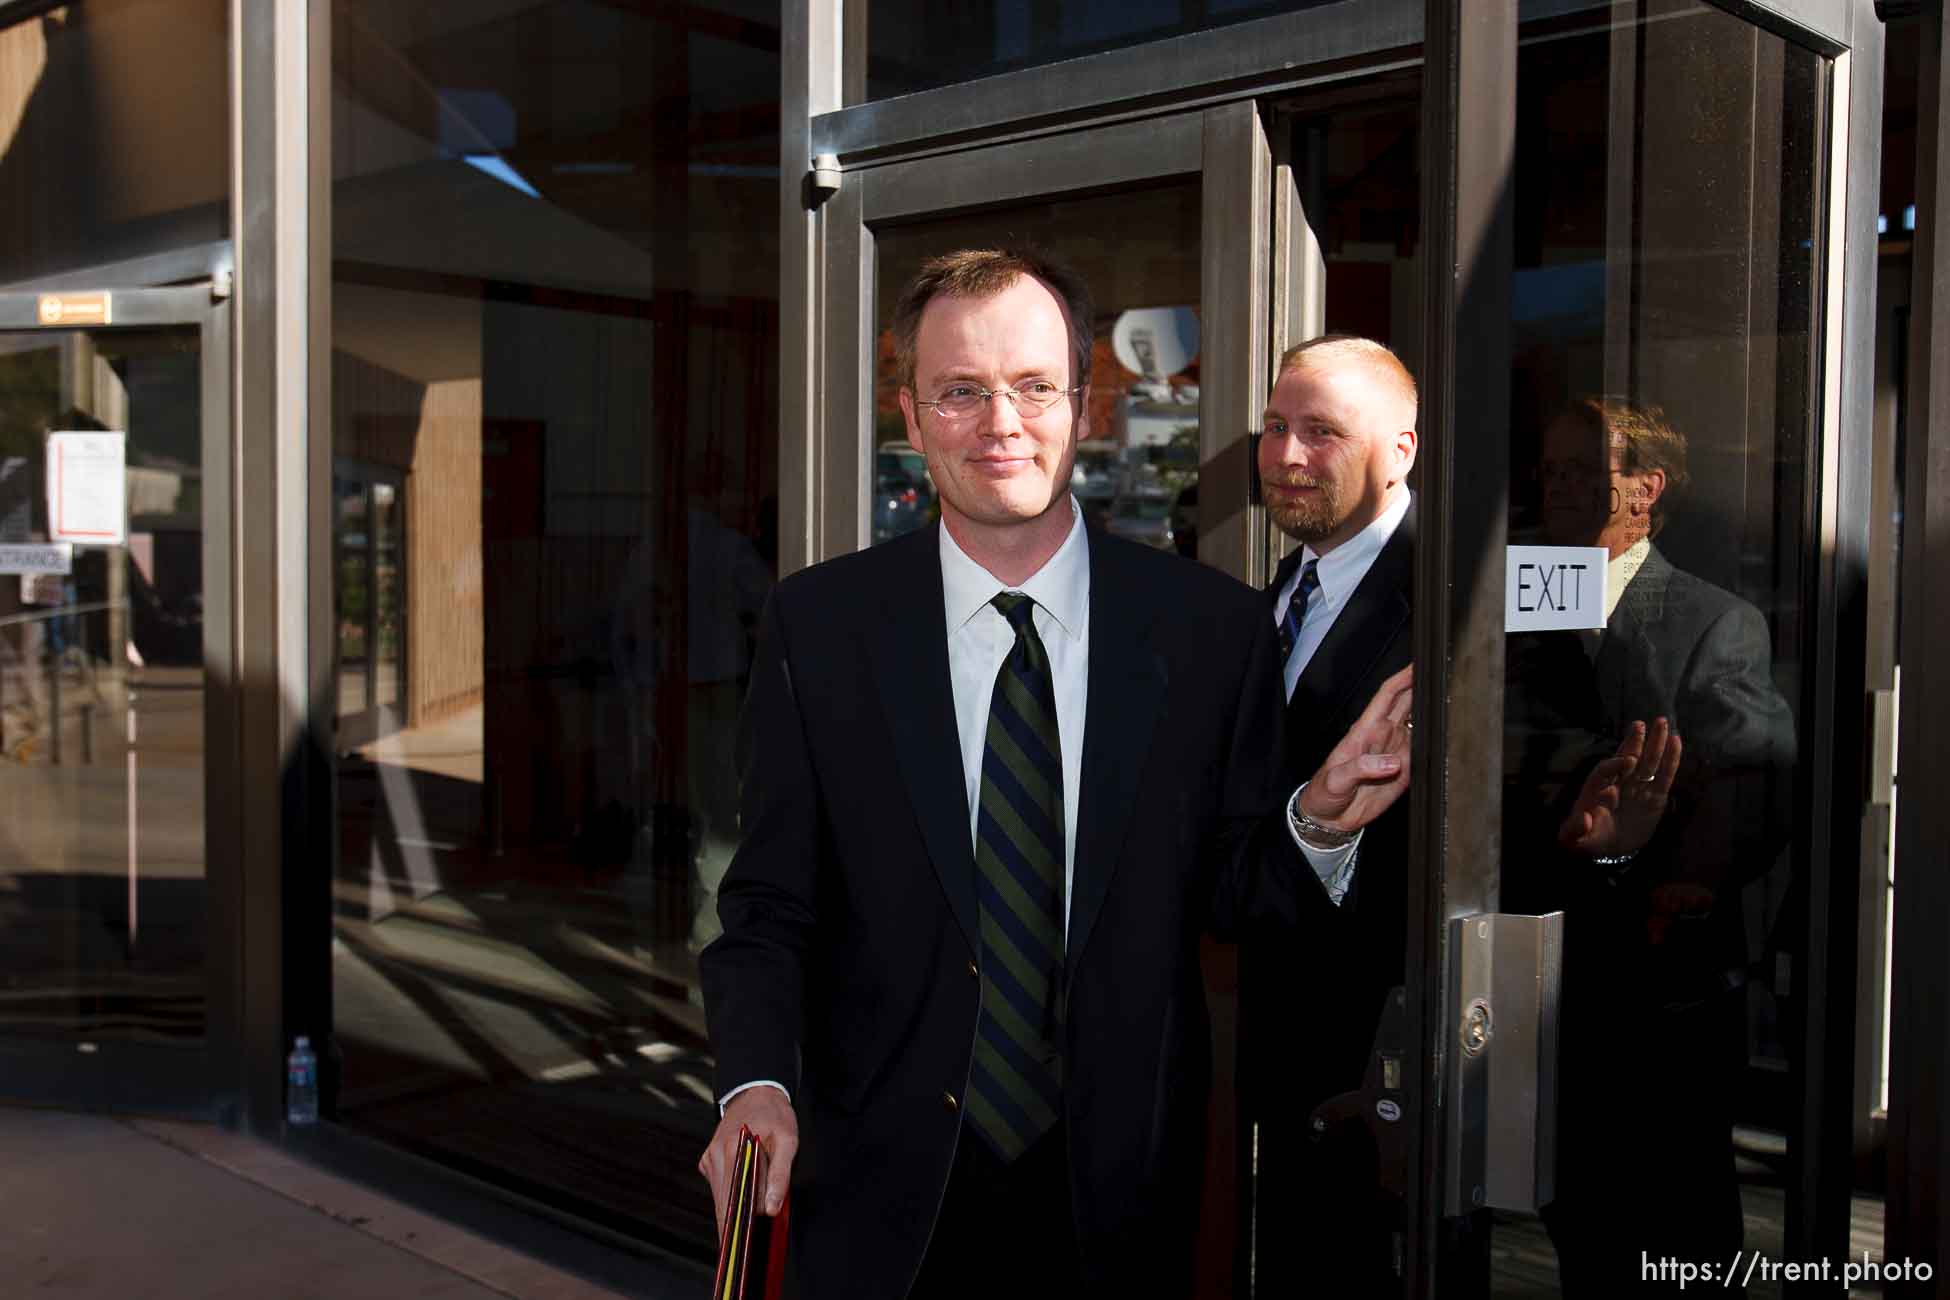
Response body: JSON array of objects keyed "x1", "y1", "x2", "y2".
[
  {"x1": 1502, "y1": 542, "x2": 1797, "y2": 993},
  {"x1": 700, "y1": 522, "x2": 1313, "y2": 1299},
  {"x1": 1239, "y1": 502, "x2": 1415, "y2": 1119}
]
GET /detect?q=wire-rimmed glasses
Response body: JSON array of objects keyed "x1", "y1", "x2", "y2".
[{"x1": 915, "y1": 381, "x2": 1082, "y2": 421}]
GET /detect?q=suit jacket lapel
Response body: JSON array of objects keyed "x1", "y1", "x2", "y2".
[
  {"x1": 1283, "y1": 505, "x2": 1416, "y2": 762},
  {"x1": 865, "y1": 527, "x2": 979, "y2": 952},
  {"x1": 1066, "y1": 530, "x2": 1166, "y2": 977}
]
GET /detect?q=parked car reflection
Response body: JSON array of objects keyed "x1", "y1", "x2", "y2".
[
  {"x1": 1105, "y1": 490, "x2": 1175, "y2": 551},
  {"x1": 873, "y1": 443, "x2": 935, "y2": 544}
]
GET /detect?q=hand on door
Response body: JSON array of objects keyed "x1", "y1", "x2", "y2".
[
  {"x1": 1296, "y1": 665, "x2": 1414, "y2": 832},
  {"x1": 1557, "y1": 717, "x2": 1683, "y2": 860}
]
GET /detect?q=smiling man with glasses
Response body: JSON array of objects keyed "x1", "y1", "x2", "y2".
[{"x1": 698, "y1": 247, "x2": 1413, "y2": 1299}]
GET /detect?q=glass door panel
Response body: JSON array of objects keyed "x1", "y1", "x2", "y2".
[
  {"x1": 1489, "y1": 3, "x2": 1827, "y2": 1292},
  {"x1": 0, "y1": 324, "x2": 210, "y2": 1075}
]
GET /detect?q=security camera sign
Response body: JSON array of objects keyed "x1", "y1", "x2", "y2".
[
  {"x1": 1506, "y1": 545, "x2": 1608, "y2": 632},
  {"x1": 46, "y1": 431, "x2": 126, "y2": 545}
]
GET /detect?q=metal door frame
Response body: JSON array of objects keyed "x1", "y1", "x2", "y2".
[{"x1": 0, "y1": 280, "x2": 240, "y2": 1118}]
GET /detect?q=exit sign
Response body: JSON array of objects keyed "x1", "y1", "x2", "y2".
[{"x1": 1505, "y1": 545, "x2": 1607, "y2": 632}]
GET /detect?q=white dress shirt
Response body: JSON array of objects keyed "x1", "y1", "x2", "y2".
[
  {"x1": 940, "y1": 499, "x2": 1090, "y2": 934},
  {"x1": 1604, "y1": 536, "x2": 1651, "y2": 623},
  {"x1": 1270, "y1": 489, "x2": 1412, "y2": 903}
]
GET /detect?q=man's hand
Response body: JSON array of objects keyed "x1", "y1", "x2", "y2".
[
  {"x1": 1557, "y1": 717, "x2": 1682, "y2": 859},
  {"x1": 1298, "y1": 665, "x2": 1413, "y2": 832},
  {"x1": 698, "y1": 1085, "x2": 798, "y2": 1238}
]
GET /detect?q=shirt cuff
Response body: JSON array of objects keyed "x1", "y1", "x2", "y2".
[
  {"x1": 719, "y1": 1079, "x2": 791, "y2": 1116},
  {"x1": 1287, "y1": 790, "x2": 1362, "y2": 907}
]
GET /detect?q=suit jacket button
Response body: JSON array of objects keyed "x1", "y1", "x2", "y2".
[
  {"x1": 967, "y1": 960, "x2": 979, "y2": 978},
  {"x1": 942, "y1": 1091, "x2": 959, "y2": 1112}
]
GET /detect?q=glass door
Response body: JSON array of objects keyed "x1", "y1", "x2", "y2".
[
  {"x1": 1497, "y1": 6, "x2": 1821, "y2": 1290},
  {"x1": 810, "y1": 3, "x2": 1882, "y2": 1294},
  {"x1": 0, "y1": 284, "x2": 233, "y2": 1113},
  {"x1": 1401, "y1": 2, "x2": 1881, "y2": 1295}
]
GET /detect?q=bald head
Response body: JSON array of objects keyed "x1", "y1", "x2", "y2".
[{"x1": 1259, "y1": 334, "x2": 1419, "y2": 553}]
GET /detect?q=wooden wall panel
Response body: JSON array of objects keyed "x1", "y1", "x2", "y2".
[{"x1": 406, "y1": 376, "x2": 483, "y2": 725}]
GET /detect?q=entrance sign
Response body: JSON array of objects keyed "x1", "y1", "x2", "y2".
[
  {"x1": 0, "y1": 542, "x2": 72, "y2": 575},
  {"x1": 1505, "y1": 544, "x2": 1607, "y2": 632},
  {"x1": 46, "y1": 431, "x2": 127, "y2": 545}
]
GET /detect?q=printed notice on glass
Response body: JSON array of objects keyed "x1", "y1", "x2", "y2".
[
  {"x1": 1505, "y1": 544, "x2": 1608, "y2": 632},
  {"x1": 0, "y1": 542, "x2": 73, "y2": 575},
  {"x1": 46, "y1": 431, "x2": 126, "y2": 545}
]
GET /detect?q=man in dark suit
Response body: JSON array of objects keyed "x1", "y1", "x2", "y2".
[
  {"x1": 1237, "y1": 336, "x2": 1420, "y2": 1294},
  {"x1": 1505, "y1": 396, "x2": 1795, "y2": 1293},
  {"x1": 697, "y1": 250, "x2": 1413, "y2": 1298}
]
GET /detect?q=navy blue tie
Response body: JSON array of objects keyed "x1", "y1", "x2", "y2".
[{"x1": 1278, "y1": 558, "x2": 1321, "y2": 666}]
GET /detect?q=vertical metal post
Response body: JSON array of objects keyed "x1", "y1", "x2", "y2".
[
  {"x1": 780, "y1": 0, "x2": 843, "y2": 577},
  {"x1": 1199, "y1": 100, "x2": 1273, "y2": 586},
  {"x1": 302, "y1": 0, "x2": 335, "y2": 1114},
  {"x1": 231, "y1": 0, "x2": 313, "y2": 1134},
  {"x1": 1798, "y1": 2, "x2": 1883, "y2": 1273},
  {"x1": 1889, "y1": 0, "x2": 1950, "y2": 1284},
  {"x1": 1408, "y1": 0, "x2": 1515, "y2": 1294}
]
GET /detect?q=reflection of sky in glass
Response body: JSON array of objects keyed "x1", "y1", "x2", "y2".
[{"x1": 461, "y1": 154, "x2": 540, "y2": 199}]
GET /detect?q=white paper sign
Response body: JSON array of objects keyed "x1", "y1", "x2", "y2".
[
  {"x1": 0, "y1": 542, "x2": 73, "y2": 575},
  {"x1": 1506, "y1": 545, "x2": 1608, "y2": 632},
  {"x1": 46, "y1": 431, "x2": 126, "y2": 545}
]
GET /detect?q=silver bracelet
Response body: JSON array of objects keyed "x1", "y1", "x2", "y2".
[{"x1": 1289, "y1": 781, "x2": 1359, "y2": 848}]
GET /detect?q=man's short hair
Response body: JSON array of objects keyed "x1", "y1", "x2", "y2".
[
  {"x1": 892, "y1": 248, "x2": 1095, "y2": 394},
  {"x1": 1561, "y1": 396, "x2": 1691, "y2": 536},
  {"x1": 1275, "y1": 334, "x2": 1419, "y2": 412}
]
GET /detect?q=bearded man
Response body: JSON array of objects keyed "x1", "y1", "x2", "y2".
[{"x1": 1241, "y1": 335, "x2": 1422, "y2": 1294}]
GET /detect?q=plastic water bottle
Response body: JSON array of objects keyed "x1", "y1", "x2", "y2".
[{"x1": 286, "y1": 1035, "x2": 319, "y2": 1125}]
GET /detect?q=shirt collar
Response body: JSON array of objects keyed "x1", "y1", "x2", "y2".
[
  {"x1": 1301, "y1": 488, "x2": 1411, "y2": 610},
  {"x1": 1604, "y1": 536, "x2": 1652, "y2": 622},
  {"x1": 940, "y1": 496, "x2": 1090, "y2": 642}
]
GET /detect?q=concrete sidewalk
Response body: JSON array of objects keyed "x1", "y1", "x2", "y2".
[{"x1": 0, "y1": 1106, "x2": 677, "y2": 1300}]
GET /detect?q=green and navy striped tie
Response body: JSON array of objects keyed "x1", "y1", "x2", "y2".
[{"x1": 967, "y1": 591, "x2": 1066, "y2": 1163}]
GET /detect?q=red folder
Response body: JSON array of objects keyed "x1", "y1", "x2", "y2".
[{"x1": 712, "y1": 1126, "x2": 789, "y2": 1300}]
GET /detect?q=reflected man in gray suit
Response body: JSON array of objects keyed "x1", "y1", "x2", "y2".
[{"x1": 1506, "y1": 396, "x2": 1796, "y2": 1293}]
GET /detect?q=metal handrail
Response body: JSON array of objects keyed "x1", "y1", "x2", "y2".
[{"x1": 0, "y1": 600, "x2": 115, "y2": 630}]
